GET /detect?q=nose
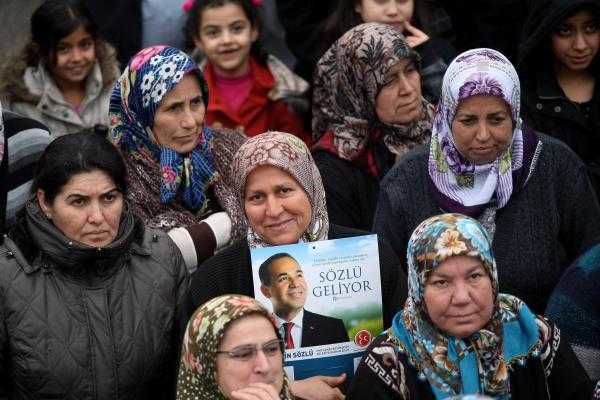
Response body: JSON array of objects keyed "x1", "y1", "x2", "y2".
[
  {"x1": 180, "y1": 108, "x2": 197, "y2": 129},
  {"x1": 71, "y1": 47, "x2": 84, "y2": 62},
  {"x1": 451, "y1": 281, "x2": 471, "y2": 305},
  {"x1": 474, "y1": 121, "x2": 491, "y2": 142},
  {"x1": 87, "y1": 202, "x2": 104, "y2": 225},
  {"x1": 573, "y1": 32, "x2": 589, "y2": 51},
  {"x1": 252, "y1": 347, "x2": 271, "y2": 373},
  {"x1": 386, "y1": 2, "x2": 400, "y2": 16},
  {"x1": 265, "y1": 196, "x2": 283, "y2": 218},
  {"x1": 396, "y1": 73, "x2": 414, "y2": 96},
  {"x1": 221, "y1": 29, "x2": 234, "y2": 44}
]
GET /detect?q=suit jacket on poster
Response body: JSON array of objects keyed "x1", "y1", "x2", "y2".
[{"x1": 301, "y1": 309, "x2": 348, "y2": 347}]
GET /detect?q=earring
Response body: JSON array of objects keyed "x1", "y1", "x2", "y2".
[{"x1": 46, "y1": 214, "x2": 52, "y2": 220}]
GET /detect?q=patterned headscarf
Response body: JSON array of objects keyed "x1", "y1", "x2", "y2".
[
  {"x1": 428, "y1": 48, "x2": 541, "y2": 217},
  {"x1": 0, "y1": 101, "x2": 4, "y2": 164},
  {"x1": 312, "y1": 22, "x2": 433, "y2": 177},
  {"x1": 109, "y1": 46, "x2": 216, "y2": 211},
  {"x1": 392, "y1": 213, "x2": 542, "y2": 399},
  {"x1": 177, "y1": 294, "x2": 293, "y2": 400},
  {"x1": 230, "y1": 131, "x2": 329, "y2": 248}
]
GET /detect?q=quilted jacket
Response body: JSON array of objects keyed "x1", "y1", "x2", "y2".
[{"x1": 0, "y1": 202, "x2": 188, "y2": 399}]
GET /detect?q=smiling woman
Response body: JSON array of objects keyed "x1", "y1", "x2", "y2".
[
  {"x1": 184, "y1": 131, "x2": 409, "y2": 400},
  {"x1": 0, "y1": 132, "x2": 189, "y2": 399}
]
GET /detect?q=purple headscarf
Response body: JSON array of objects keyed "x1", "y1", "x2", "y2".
[{"x1": 427, "y1": 48, "x2": 540, "y2": 216}]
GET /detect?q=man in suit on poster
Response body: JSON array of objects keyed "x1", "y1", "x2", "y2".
[{"x1": 259, "y1": 252, "x2": 349, "y2": 348}]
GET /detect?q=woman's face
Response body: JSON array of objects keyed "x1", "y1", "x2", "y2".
[
  {"x1": 551, "y1": 9, "x2": 600, "y2": 72},
  {"x1": 355, "y1": 0, "x2": 414, "y2": 30},
  {"x1": 423, "y1": 255, "x2": 494, "y2": 338},
  {"x1": 216, "y1": 314, "x2": 284, "y2": 397},
  {"x1": 244, "y1": 165, "x2": 312, "y2": 245},
  {"x1": 194, "y1": 2, "x2": 259, "y2": 78},
  {"x1": 152, "y1": 74, "x2": 205, "y2": 154},
  {"x1": 51, "y1": 25, "x2": 96, "y2": 88},
  {"x1": 375, "y1": 58, "x2": 422, "y2": 125},
  {"x1": 451, "y1": 95, "x2": 513, "y2": 165},
  {"x1": 37, "y1": 170, "x2": 123, "y2": 247}
]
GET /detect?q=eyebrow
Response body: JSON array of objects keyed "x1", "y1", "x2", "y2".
[
  {"x1": 275, "y1": 269, "x2": 302, "y2": 278},
  {"x1": 429, "y1": 265, "x2": 485, "y2": 279},
  {"x1": 64, "y1": 187, "x2": 118, "y2": 200}
]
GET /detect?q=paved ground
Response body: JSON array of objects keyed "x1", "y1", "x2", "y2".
[{"x1": 0, "y1": 0, "x2": 43, "y2": 64}]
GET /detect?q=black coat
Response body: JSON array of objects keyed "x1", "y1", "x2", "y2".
[
  {"x1": 518, "y1": 0, "x2": 600, "y2": 197},
  {"x1": 0, "y1": 204, "x2": 188, "y2": 399},
  {"x1": 183, "y1": 224, "x2": 408, "y2": 331}
]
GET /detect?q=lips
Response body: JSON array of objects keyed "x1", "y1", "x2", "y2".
[{"x1": 265, "y1": 219, "x2": 293, "y2": 230}]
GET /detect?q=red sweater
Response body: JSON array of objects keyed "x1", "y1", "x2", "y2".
[{"x1": 203, "y1": 57, "x2": 311, "y2": 145}]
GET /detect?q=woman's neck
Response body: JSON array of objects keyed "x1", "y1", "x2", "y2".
[{"x1": 554, "y1": 61, "x2": 595, "y2": 103}]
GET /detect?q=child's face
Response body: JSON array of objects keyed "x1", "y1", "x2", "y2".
[
  {"x1": 551, "y1": 9, "x2": 599, "y2": 72},
  {"x1": 51, "y1": 25, "x2": 96, "y2": 88},
  {"x1": 355, "y1": 0, "x2": 414, "y2": 31},
  {"x1": 195, "y1": 2, "x2": 258, "y2": 78}
]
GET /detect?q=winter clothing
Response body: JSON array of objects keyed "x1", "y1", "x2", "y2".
[
  {"x1": 0, "y1": 201, "x2": 188, "y2": 399},
  {"x1": 349, "y1": 213, "x2": 594, "y2": 399},
  {"x1": 0, "y1": 108, "x2": 50, "y2": 233},
  {"x1": 373, "y1": 134, "x2": 600, "y2": 313},
  {"x1": 204, "y1": 55, "x2": 310, "y2": 145},
  {"x1": 546, "y1": 241, "x2": 600, "y2": 381},
  {"x1": 1, "y1": 42, "x2": 119, "y2": 137},
  {"x1": 110, "y1": 46, "x2": 245, "y2": 271},
  {"x1": 176, "y1": 294, "x2": 293, "y2": 400},
  {"x1": 518, "y1": 0, "x2": 600, "y2": 197}
]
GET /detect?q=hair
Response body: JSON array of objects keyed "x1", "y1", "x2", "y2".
[
  {"x1": 258, "y1": 252, "x2": 297, "y2": 286},
  {"x1": 183, "y1": 0, "x2": 268, "y2": 64},
  {"x1": 25, "y1": 0, "x2": 99, "y2": 68},
  {"x1": 32, "y1": 131, "x2": 127, "y2": 204}
]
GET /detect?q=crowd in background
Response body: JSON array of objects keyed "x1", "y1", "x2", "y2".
[{"x1": 1, "y1": 0, "x2": 600, "y2": 399}]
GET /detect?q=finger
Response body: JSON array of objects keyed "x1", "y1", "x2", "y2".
[
  {"x1": 247, "y1": 382, "x2": 280, "y2": 398},
  {"x1": 232, "y1": 384, "x2": 279, "y2": 400},
  {"x1": 320, "y1": 373, "x2": 347, "y2": 386},
  {"x1": 330, "y1": 387, "x2": 345, "y2": 400}
]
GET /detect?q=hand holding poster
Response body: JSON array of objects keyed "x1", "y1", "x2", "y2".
[{"x1": 251, "y1": 234, "x2": 383, "y2": 381}]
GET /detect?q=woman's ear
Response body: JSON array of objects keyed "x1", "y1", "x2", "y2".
[
  {"x1": 251, "y1": 26, "x2": 259, "y2": 43},
  {"x1": 37, "y1": 189, "x2": 53, "y2": 219}
]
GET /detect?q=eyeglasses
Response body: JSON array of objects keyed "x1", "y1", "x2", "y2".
[{"x1": 216, "y1": 339, "x2": 284, "y2": 362}]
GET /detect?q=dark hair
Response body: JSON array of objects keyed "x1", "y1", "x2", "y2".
[
  {"x1": 322, "y1": 0, "x2": 364, "y2": 49},
  {"x1": 184, "y1": 0, "x2": 268, "y2": 64},
  {"x1": 258, "y1": 252, "x2": 297, "y2": 286},
  {"x1": 29, "y1": 0, "x2": 98, "y2": 67},
  {"x1": 32, "y1": 131, "x2": 127, "y2": 204}
]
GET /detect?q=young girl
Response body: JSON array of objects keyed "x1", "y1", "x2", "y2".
[
  {"x1": 518, "y1": 0, "x2": 600, "y2": 197},
  {"x1": 183, "y1": 0, "x2": 311, "y2": 144},
  {"x1": 0, "y1": 0, "x2": 119, "y2": 137},
  {"x1": 323, "y1": 0, "x2": 455, "y2": 103}
]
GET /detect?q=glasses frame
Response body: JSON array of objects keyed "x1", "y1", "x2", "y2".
[{"x1": 216, "y1": 338, "x2": 285, "y2": 362}]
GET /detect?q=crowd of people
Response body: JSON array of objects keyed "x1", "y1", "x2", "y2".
[{"x1": 1, "y1": 0, "x2": 600, "y2": 398}]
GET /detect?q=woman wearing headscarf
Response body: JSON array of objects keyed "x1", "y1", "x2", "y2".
[
  {"x1": 373, "y1": 48, "x2": 600, "y2": 313},
  {"x1": 311, "y1": 23, "x2": 434, "y2": 231},
  {"x1": 109, "y1": 46, "x2": 246, "y2": 273},
  {"x1": 185, "y1": 131, "x2": 408, "y2": 399},
  {"x1": 177, "y1": 294, "x2": 292, "y2": 400},
  {"x1": 349, "y1": 213, "x2": 594, "y2": 399}
]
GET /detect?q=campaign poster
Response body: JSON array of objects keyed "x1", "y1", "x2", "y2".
[{"x1": 250, "y1": 234, "x2": 382, "y2": 381}]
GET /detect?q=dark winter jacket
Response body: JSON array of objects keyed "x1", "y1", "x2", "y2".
[
  {"x1": 373, "y1": 134, "x2": 600, "y2": 314},
  {"x1": 518, "y1": 0, "x2": 600, "y2": 196},
  {"x1": 0, "y1": 202, "x2": 188, "y2": 399}
]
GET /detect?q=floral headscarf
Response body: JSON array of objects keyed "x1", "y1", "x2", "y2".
[
  {"x1": 312, "y1": 22, "x2": 433, "y2": 177},
  {"x1": 109, "y1": 46, "x2": 216, "y2": 211},
  {"x1": 177, "y1": 294, "x2": 292, "y2": 400},
  {"x1": 428, "y1": 48, "x2": 541, "y2": 217},
  {"x1": 230, "y1": 131, "x2": 329, "y2": 248},
  {"x1": 392, "y1": 213, "x2": 543, "y2": 399},
  {"x1": 0, "y1": 101, "x2": 5, "y2": 164}
]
